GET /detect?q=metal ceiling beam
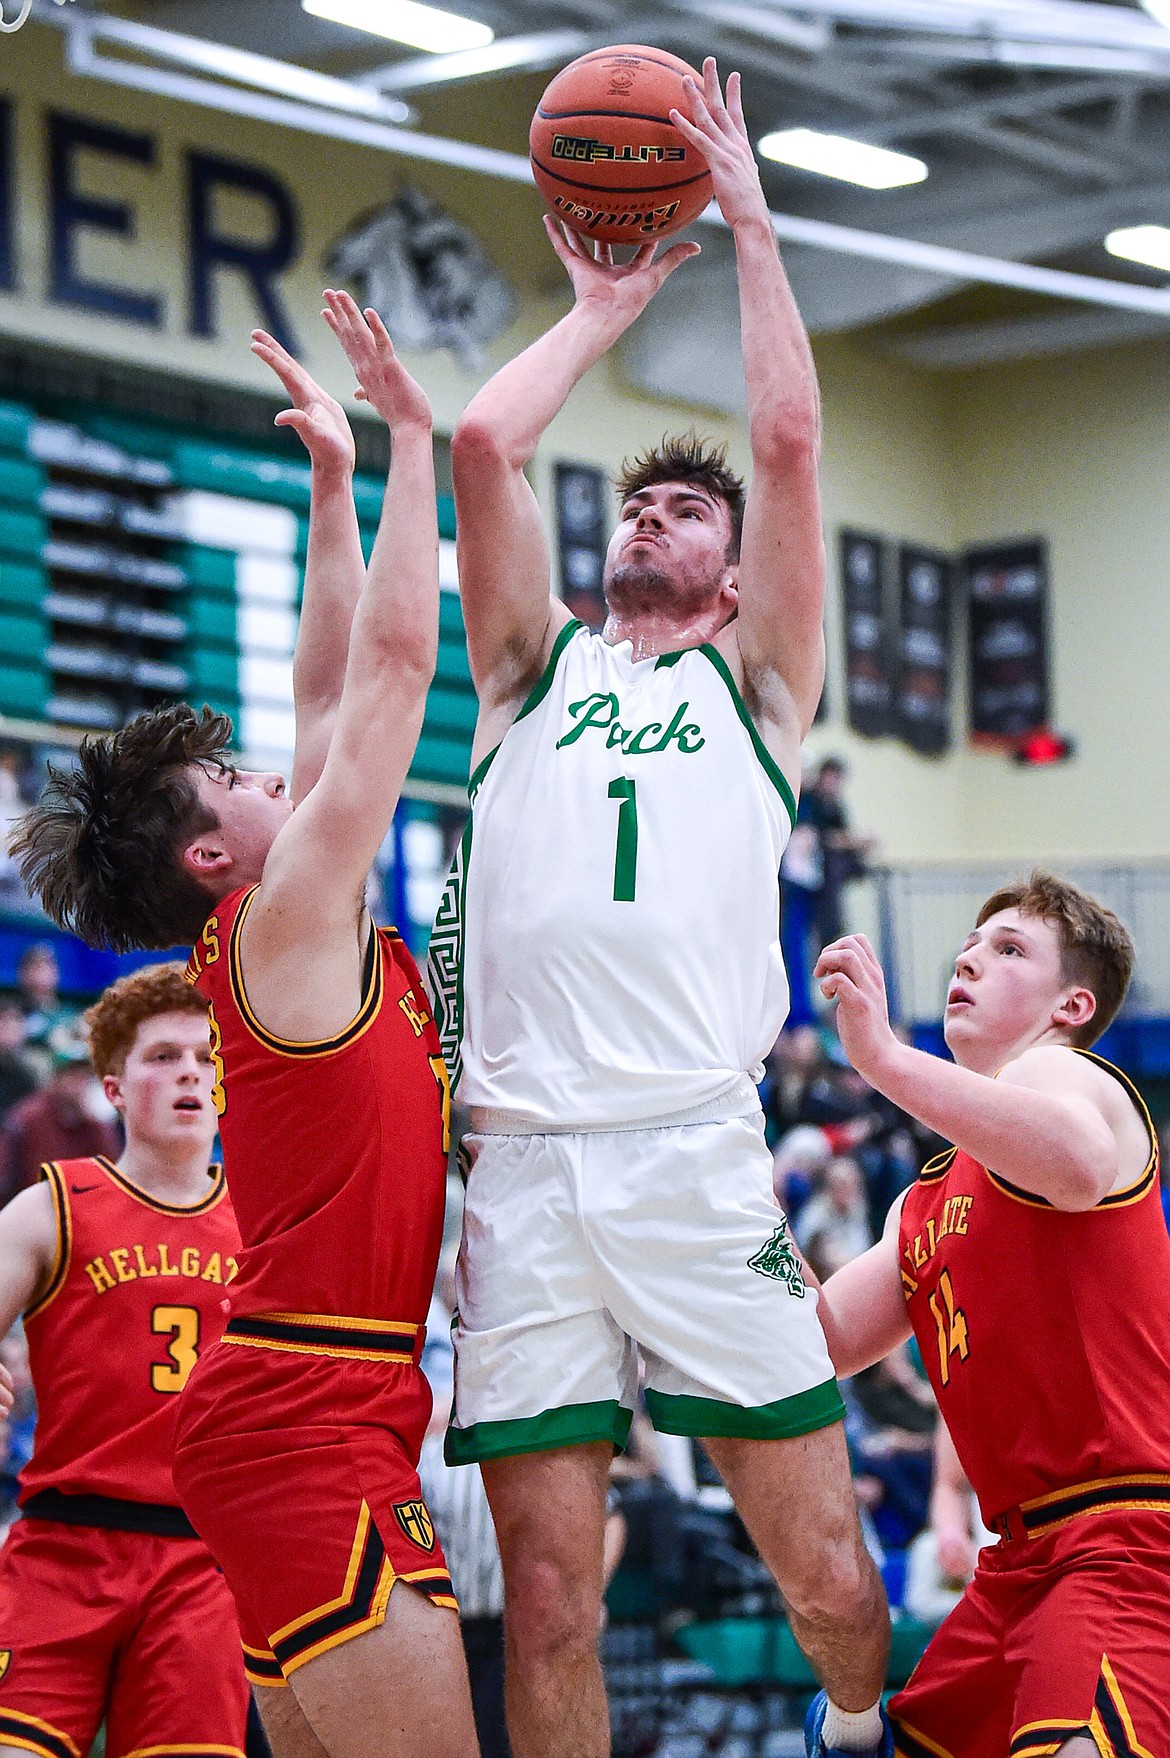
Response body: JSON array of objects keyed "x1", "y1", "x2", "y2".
[
  {"x1": 359, "y1": 30, "x2": 590, "y2": 93},
  {"x1": 46, "y1": 11, "x2": 1170, "y2": 323}
]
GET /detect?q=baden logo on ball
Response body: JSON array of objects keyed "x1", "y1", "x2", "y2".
[{"x1": 530, "y1": 45, "x2": 714, "y2": 246}]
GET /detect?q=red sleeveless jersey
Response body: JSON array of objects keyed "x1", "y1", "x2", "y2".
[
  {"x1": 21, "y1": 1155, "x2": 240, "y2": 1507},
  {"x1": 899, "y1": 1052, "x2": 1170, "y2": 1525},
  {"x1": 185, "y1": 885, "x2": 449, "y2": 1325}
]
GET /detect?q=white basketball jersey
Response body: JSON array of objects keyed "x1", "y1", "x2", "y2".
[{"x1": 428, "y1": 621, "x2": 796, "y2": 1129}]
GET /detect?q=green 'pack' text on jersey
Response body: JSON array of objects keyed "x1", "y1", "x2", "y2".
[{"x1": 428, "y1": 622, "x2": 797, "y2": 1130}]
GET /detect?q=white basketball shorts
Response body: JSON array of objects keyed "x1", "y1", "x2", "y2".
[{"x1": 445, "y1": 1111, "x2": 844, "y2": 1465}]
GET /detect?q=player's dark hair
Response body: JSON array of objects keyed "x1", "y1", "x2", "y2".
[
  {"x1": 85, "y1": 962, "x2": 210, "y2": 1077},
  {"x1": 11, "y1": 705, "x2": 234, "y2": 955},
  {"x1": 976, "y1": 870, "x2": 1135, "y2": 1047},
  {"x1": 615, "y1": 434, "x2": 746, "y2": 558}
]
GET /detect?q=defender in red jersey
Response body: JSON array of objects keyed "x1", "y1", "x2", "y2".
[
  {"x1": 11, "y1": 297, "x2": 477, "y2": 1758},
  {"x1": 0, "y1": 964, "x2": 247, "y2": 1758},
  {"x1": 809, "y1": 872, "x2": 1170, "y2": 1758}
]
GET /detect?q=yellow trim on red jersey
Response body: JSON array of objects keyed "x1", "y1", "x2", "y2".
[
  {"x1": 227, "y1": 886, "x2": 385, "y2": 1059},
  {"x1": 984, "y1": 1050, "x2": 1158, "y2": 1211},
  {"x1": 221, "y1": 1311, "x2": 419, "y2": 1362},
  {"x1": 892, "y1": 1719, "x2": 957, "y2": 1758},
  {"x1": 93, "y1": 1157, "x2": 227, "y2": 1218},
  {"x1": 241, "y1": 1641, "x2": 288, "y2": 1688},
  {"x1": 122, "y1": 1747, "x2": 247, "y2": 1758},
  {"x1": 23, "y1": 1165, "x2": 71, "y2": 1324},
  {"x1": 917, "y1": 1147, "x2": 956, "y2": 1184},
  {"x1": 0, "y1": 1707, "x2": 82, "y2": 1758},
  {"x1": 1090, "y1": 1653, "x2": 1155, "y2": 1758}
]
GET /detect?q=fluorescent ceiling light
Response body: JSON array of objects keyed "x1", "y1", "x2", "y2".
[
  {"x1": 303, "y1": 0, "x2": 494, "y2": 54},
  {"x1": 758, "y1": 128, "x2": 927, "y2": 190},
  {"x1": 1106, "y1": 224, "x2": 1170, "y2": 274}
]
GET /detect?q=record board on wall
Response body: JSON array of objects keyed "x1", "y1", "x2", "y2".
[
  {"x1": 840, "y1": 528, "x2": 894, "y2": 738},
  {"x1": 966, "y1": 539, "x2": 1049, "y2": 743},
  {"x1": 896, "y1": 545, "x2": 953, "y2": 756}
]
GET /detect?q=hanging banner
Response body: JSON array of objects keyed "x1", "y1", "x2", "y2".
[
  {"x1": 840, "y1": 528, "x2": 892, "y2": 738},
  {"x1": 896, "y1": 544, "x2": 952, "y2": 756},
  {"x1": 966, "y1": 538, "x2": 1049, "y2": 744}
]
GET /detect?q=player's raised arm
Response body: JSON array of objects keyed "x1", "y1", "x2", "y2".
[
  {"x1": 815, "y1": 933, "x2": 1127, "y2": 1210},
  {"x1": 251, "y1": 312, "x2": 365, "y2": 806},
  {"x1": 248, "y1": 306, "x2": 437, "y2": 961},
  {"x1": 671, "y1": 61, "x2": 825, "y2": 779},
  {"x1": 804, "y1": 1195, "x2": 913, "y2": 1379},
  {"x1": 451, "y1": 221, "x2": 699, "y2": 720}
]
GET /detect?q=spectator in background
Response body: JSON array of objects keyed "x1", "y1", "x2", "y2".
[
  {"x1": 903, "y1": 1423, "x2": 994, "y2": 1626},
  {"x1": 770, "y1": 1123, "x2": 831, "y2": 1228},
  {"x1": 15, "y1": 944, "x2": 76, "y2": 1078},
  {"x1": 793, "y1": 1154, "x2": 873, "y2": 1271},
  {"x1": 761, "y1": 1024, "x2": 823, "y2": 1142},
  {"x1": 806, "y1": 757, "x2": 878, "y2": 948},
  {"x1": 0, "y1": 1000, "x2": 40, "y2": 1121},
  {"x1": 0, "y1": 1025, "x2": 119, "y2": 1206}
]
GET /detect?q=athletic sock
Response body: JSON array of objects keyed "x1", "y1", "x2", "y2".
[{"x1": 821, "y1": 1700, "x2": 885, "y2": 1753}]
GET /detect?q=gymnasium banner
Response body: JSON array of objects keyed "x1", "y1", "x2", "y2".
[
  {"x1": 840, "y1": 527, "x2": 893, "y2": 739},
  {"x1": 965, "y1": 538, "x2": 1049, "y2": 744},
  {"x1": 895, "y1": 544, "x2": 952, "y2": 756}
]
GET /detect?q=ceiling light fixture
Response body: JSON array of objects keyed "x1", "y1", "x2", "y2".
[
  {"x1": 758, "y1": 128, "x2": 927, "y2": 190},
  {"x1": 303, "y1": 0, "x2": 493, "y2": 54},
  {"x1": 1105, "y1": 224, "x2": 1170, "y2": 274}
]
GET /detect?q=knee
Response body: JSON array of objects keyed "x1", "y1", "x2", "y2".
[
  {"x1": 503, "y1": 1556, "x2": 600, "y2": 1666},
  {"x1": 781, "y1": 1535, "x2": 882, "y2": 1629}
]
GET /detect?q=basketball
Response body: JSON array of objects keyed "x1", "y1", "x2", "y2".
[{"x1": 529, "y1": 45, "x2": 714, "y2": 247}]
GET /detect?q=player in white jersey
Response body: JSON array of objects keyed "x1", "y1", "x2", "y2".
[{"x1": 432, "y1": 61, "x2": 892, "y2": 1758}]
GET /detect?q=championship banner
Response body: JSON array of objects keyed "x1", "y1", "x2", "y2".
[
  {"x1": 896, "y1": 544, "x2": 953, "y2": 756},
  {"x1": 965, "y1": 539, "x2": 1049, "y2": 744},
  {"x1": 840, "y1": 528, "x2": 893, "y2": 739}
]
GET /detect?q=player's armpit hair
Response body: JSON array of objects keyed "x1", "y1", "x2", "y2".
[
  {"x1": 615, "y1": 433, "x2": 746, "y2": 558},
  {"x1": 85, "y1": 962, "x2": 210, "y2": 1077},
  {"x1": 977, "y1": 870, "x2": 1135, "y2": 1047},
  {"x1": 11, "y1": 704, "x2": 233, "y2": 954}
]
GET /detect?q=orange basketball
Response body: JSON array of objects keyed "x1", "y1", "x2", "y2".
[{"x1": 530, "y1": 45, "x2": 714, "y2": 247}]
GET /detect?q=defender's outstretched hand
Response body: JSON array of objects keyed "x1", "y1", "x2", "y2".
[
  {"x1": 322, "y1": 289, "x2": 431, "y2": 432},
  {"x1": 0, "y1": 1360, "x2": 13, "y2": 1421},
  {"x1": 251, "y1": 328, "x2": 355, "y2": 477},
  {"x1": 543, "y1": 215, "x2": 700, "y2": 328},
  {"x1": 670, "y1": 59, "x2": 770, "y2": 233},
  {"x1": 815, "y1": 933, "x2": 898, "y2": 1081}
]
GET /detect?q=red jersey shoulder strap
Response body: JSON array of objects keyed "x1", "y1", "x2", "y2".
[
  {"x1": 981, "y1": 1048, "x2": 1157, "y2": 1211},
  {"x1": 24, "y1": 1160, "x2": 72, "y2": 1323},
  {"x1": 223, "y1": 888, "x2": 385, "y2": 1058}
]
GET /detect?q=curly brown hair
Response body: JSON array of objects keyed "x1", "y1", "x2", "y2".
[
  {"x1": 11, "y1": 705, "x2": 234, "y2": 954},
  {"x1": 976, "y1": 870, "x2": 1135, "y2": 1047},
  {"x1": 85, "y1": 962, "x2": 210, "y2": 1077},
  {"x1": 615, "y1": 433, "x2": 746, "y2": 558}
]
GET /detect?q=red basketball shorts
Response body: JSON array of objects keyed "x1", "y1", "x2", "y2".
[
  {"x1": 890, "y1": 1502, "x2": 1170, "y2": 1758},
  {"x1": 173, "y1": 1314, "x2": 457, "y2": 1688},
  {"x1": 0, "y1": 1516, "x2": 247, "y2": 1758}
]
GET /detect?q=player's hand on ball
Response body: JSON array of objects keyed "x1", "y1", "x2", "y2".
[
  {"x1": 814, "y1": 934, "x2": 896, "y2": 1079},
  {"x1": 670, "y1": 59, "x2": 769, "y2": 232},
  {"x1": 322, "y1": 289, "x2": 432, "y2": 433},
  {"x1": 543, "y1": 215, "x2": 699, "y2": 326},
  {"x1": 252, "y1": 328, "x2": 356, "y2": 476}
]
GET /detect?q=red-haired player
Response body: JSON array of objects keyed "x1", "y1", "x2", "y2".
[
  {"x1": 11, "y1": 298, "x2": 477, "y2": 1758},
  {"x1": 808, "y1": 873, "x2": 1170, "y2": 1758},
  {"x1": 0, "y1": 963, "x2": 247, "y2": 1758}
]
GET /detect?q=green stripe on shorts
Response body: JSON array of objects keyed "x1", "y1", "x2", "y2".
[
  {"x1": 644, "y1": 1379, "x2": 844, "y2": 1440},
  {"x1": 445, "y1": 1399, "x2": 634, "y2": 1465}
]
